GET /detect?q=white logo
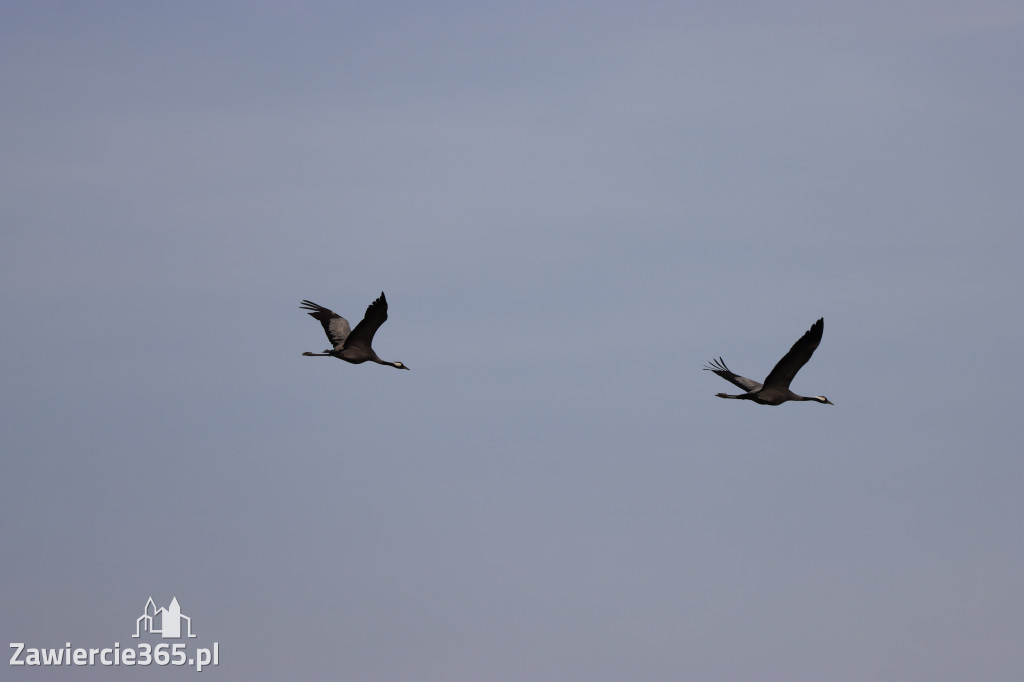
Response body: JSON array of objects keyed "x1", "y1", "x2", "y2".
[
  {"x1": 133, "y1": 597, "x2": 196, "y2": 639},
  {"x1": 11, "y1": 596, "x2": 218, "y2": 671}
]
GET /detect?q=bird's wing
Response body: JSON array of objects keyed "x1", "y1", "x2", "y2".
[
  {"x1": 300, "y1": 300, "x2": 351, "y2": 348},
  {"x1": 343, "y1": 291, "x2": 389, "y2": 353},
  {"x1": 762, "y1": 318, "x2": 824, "y2": 391},
  {"x1": 703, "y1": 357, "x2": 762, "y2": 392}
]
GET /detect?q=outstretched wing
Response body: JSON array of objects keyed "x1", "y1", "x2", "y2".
[
  {"x1": 762, "y1": 318, "x2": 824, "y2": 391},
  {"x1": 703, "y1": 357, "x2": 762, "y2": 392},
  {"x1": 300, "y1": 300, "x2": 351, "y2": 348},
  {"x1": 343, "y1": 291, "x2": 389, "y2": 353}
]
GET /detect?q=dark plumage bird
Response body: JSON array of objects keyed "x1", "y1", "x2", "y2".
[
  {"x1": 300, "y1": 292, "x2": 409, "y2": 370},
  {"x1": 704, "y1": 318, "x2": 832, "y2": 405}
]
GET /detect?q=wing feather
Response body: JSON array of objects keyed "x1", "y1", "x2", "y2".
[
  {"x1": 343, "y1": 292, "x2": 389, "y2": 353},
  {"x1": 703, "y1": 357, "x2": 763, "y2": 392},
  {"x1": 762, "y1": 318, "x2": 824, "y2": 391},
  {"x1": 300, "y1": 300, "x2": 351, "y2": 348}
]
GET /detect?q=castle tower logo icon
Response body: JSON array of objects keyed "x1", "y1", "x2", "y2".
[
  {"x1": 8, "y1": 595, "x2": 219, "y2": 670},
  {"x1": 133, "y1": 597, "x2": 196, "y2": 639}
]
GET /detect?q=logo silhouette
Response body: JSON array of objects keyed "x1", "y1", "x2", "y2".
[{"x1": 133, "y1": 597, "x2": 196, "y2": 639}]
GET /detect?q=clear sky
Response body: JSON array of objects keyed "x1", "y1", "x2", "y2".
[{"x1": 2, "y1": 2, "x2": 1022, "y2": 680}]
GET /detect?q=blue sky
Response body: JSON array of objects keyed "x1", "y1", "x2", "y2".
[{"x1": 2, "y1": 2, "x2": 1023, "y2": 680}]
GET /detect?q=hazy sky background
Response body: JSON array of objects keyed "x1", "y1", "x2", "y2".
[{"x1": 2, "y1": 2, "x2": 1022, "y2": 680}]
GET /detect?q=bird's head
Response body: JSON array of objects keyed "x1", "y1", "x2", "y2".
[
  {"x1": 392, "y1": 361, "x2": 410, "y2": 370},
  {"x1": 814, "y1": 396, "x2": 834, "y2": 405}
]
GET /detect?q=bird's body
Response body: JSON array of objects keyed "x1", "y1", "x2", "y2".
[
  {"x1": 704, "y1": 318, "x2": 832, "y2": 406},
  {"x1": 300, "y1": 293, "x2": 409, "y2": 370}
]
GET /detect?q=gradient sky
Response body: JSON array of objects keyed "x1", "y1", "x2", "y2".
[{"x1": 2, "y1": 2, "x2": 1023, "y2": 681}]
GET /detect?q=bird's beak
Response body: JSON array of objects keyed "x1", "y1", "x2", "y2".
[{"x1": 825, "y1": 398, "x2": 834, "y2": 405}]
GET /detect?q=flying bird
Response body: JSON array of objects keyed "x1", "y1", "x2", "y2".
[
  {"x1": 704, "y1": 318, "x2": 832, "y2": 405},
  {"x1": 300, "y1": 292, "x2": 409, "y2": 370}
]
